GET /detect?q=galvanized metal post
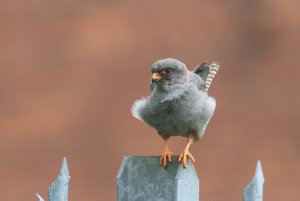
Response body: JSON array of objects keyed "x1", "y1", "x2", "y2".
[
  {"x1": 117, "y1": 156, "x2": 199, "y2": 201},
  {"x1": 36, "y1": 157, "x2": 70, "y2": 201},
  {"x1": 243, "y1": 160, "x2": 265, "y2": 201}
]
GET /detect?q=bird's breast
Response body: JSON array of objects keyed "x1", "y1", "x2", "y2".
[
  {"x1": 139, "y1": 85, "x2": 213, "y2": 137},
  {"x1": 146, "y1": 98, "x2": 193, "y2": 136}
]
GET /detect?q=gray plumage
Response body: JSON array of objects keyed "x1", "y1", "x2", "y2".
[
  {"x1": 132, "y1": 58, "x2": 219, "y2": 142},
  {"x1": 193, "y1": 62, "x2": 210, "y2": 82}
]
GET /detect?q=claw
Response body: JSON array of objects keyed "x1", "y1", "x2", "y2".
[
  {"x1": 178, "y1": 137, "x2": 195, "y2": 168},
  {"x1": 178, "y1": 150, "x2": 195, "y2": 168},
  {"x1": 160, "y1": 144, "x2": 173, "y2": 167}
]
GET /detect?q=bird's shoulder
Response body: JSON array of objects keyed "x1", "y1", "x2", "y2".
[{"x1": 188, "y1": 71, "x2": 206, "y2": 91}]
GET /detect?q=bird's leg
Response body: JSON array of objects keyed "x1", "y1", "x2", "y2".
[
  {"x1": 178, "y1": 135, "x2": 196, "y2": 168},
  {"x1": 160, "y1": 137, "x2": 173, "y2": 167}
]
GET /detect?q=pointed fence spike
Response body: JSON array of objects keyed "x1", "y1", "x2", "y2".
[
  {"x1": 36, "y1": 193, "x2": 45, "y2": 201},
  {"x1": 59, "y1": 157, "x2": 70, "y2": 178},
  {"x1": 243, "y1": 160, "x2": 265, "y2": 201},
  {"x1": 48, "y1": 157, "x2": 71, "y2": 201}
]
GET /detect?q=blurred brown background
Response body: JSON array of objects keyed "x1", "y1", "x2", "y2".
[{"x1": 0, "y1": 1, "x2": 299, "y2": 200}]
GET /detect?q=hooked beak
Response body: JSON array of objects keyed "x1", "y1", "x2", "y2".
[{"x1": 152, "y1": 72, "x2": 162, "y2": 81}]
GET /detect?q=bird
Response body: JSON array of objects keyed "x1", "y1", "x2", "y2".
[{"x1": 131, "y1": 58, "x2": 219, "y2": 168}]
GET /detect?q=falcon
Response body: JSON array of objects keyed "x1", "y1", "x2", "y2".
[{"x1": 132, "y1": 58, "x2": 219, "y2": 168}]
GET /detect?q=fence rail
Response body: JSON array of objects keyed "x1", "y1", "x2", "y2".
[{"x1": 36, "y1": 157, "x2": 264, "y2": 201}]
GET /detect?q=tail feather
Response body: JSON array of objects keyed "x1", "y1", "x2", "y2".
[{"x1": 205, "y1": 62, "x2": 220, "y2": 90}]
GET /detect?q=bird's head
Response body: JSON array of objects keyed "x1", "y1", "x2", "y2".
[{"x1": 151, "y1": 58, "x2": 188, "y2": 87}]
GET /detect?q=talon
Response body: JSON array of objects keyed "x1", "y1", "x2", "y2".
[
  {"x1": 160, "y1": 143, "x2": 173, "y2": 167},
  {"x1": 187, "y1": 152, "x2": 196, "y2": 164},
  {"x1": 178, "y1": 137, "x2": 196, "y2": 168},
  {"x1": 178, "y1": 150, "x2": 195, "y2": 168}
]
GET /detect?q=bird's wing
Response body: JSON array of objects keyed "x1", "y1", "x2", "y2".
[
  {"x1": 189, "y1": 71, "x2": 206, "y2": 91},
  {"x1": 193, "y1": 62, "x2": 210, "y2": 80},
  {"x1": 193, "y1": 62, "x2": 220, "y2": 91}
]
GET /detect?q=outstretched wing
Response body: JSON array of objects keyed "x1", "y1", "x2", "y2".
[{"x1": 193, "y1": 62, "x2": 220, "y2": 91}]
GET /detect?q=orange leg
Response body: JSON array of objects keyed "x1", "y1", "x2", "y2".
[
  {"x1": 178, "y1": 136, "x2": 196, "y2": 168},
  {"x1": 160, "y1": 139, "x2": 173, "y2": 167}
]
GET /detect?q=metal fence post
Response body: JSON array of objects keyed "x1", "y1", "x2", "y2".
[
  {"x1": 117, "y1": 156, "x2": 199, "y2": 201},
  {"x1": 36, "y1": 157, "x2": 70, "y2": 201},
  {"x1": 243, "y1": 160, "x2": 265, "y2": 201}
]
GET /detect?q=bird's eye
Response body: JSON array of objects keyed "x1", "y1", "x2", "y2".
[{"x1": 162, "y1": 69, "x2": 172, "y2": 74}]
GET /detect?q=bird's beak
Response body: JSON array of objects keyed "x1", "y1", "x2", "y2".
[{"x1": 152, "y1": 72, "x2": 162, "y2": 81}]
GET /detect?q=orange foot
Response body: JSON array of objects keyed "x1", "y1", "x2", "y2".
[
  {"x1": 160, "y1": 145, "x2": 173, "y2": 167},
  {"x1": 178, "y1": 149, "x2": 196, "y2": 168}
]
